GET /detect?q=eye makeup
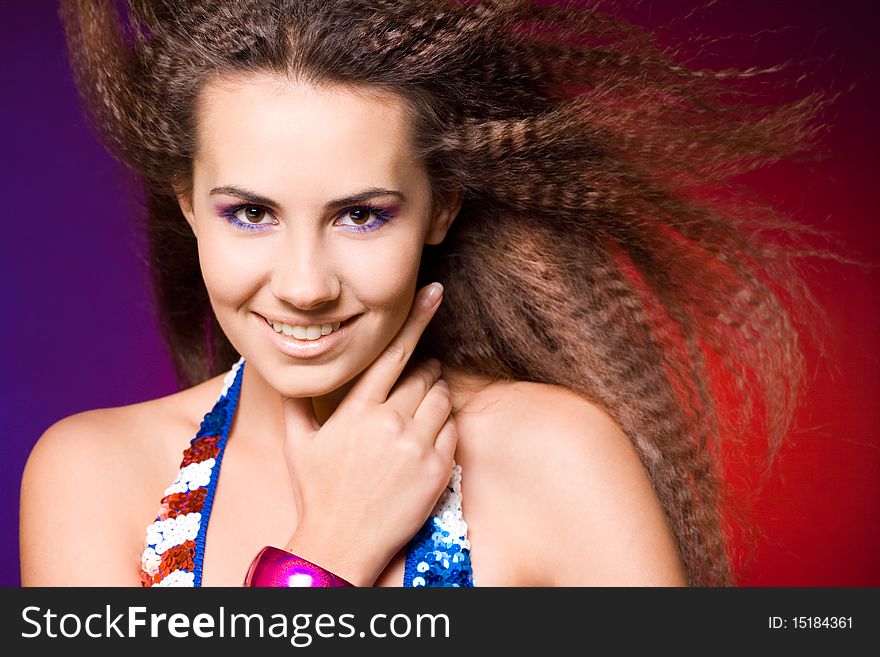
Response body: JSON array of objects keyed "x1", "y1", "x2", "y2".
[
  {"x1": 214, "y1": 203, "x2": 398, "y2": 234},
  {"x1": 337, "y1": 205, "x2": 397, "y2": 233},
  {"x1": 217, "y1": 203, "x2": 274, "y2": 232}
]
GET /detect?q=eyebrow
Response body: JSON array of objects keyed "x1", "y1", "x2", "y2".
[{"x1": 209, "y1": 185, "x2": 406, "y2": 209}]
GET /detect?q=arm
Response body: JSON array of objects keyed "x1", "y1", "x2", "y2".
[
  {"x1": 513, "y1": 386, "x2": 688, "y2": 586},
  {"x1": 20, "y1": 410, "x2": 144, "y2": 586}
]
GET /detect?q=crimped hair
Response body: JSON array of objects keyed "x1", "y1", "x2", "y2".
[{"x1": 59, "y1": 0, "x2": 850, "y2": 585}]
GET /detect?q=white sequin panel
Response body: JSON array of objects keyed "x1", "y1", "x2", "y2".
[
  {"x1": 144, "y1": 512, "x2": 202, "y2": 555},
  {"x1": 218, "y1": 357, "x2": 245, "y2": 398},
  {"x1": 430, "y1": 462, "x2": 471, "y2": 551},
  {"x1": 140, "y1": 547, "x2": 161, "y2": 577},
  {"x1": 163, "y1": 458, "x2": 216, "y2": 496}
]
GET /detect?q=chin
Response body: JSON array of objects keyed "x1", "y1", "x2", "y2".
[
  {"x1": 253, "y1": 358, "x2": 355, "y2": 399},
  {"x1": 275, "y1": 380, "x2": 343, "y2": 399}
]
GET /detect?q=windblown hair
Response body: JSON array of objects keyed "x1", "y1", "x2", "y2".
[{"x1": 60, "y1": 0, "x2": 847, "y2": 585}]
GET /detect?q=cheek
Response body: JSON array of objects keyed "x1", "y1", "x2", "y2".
[
  {"x1": 335, "y1": 236, "x2": 423, "y2": 313},
  {"x1": 196, "y1": 234, "x2": 263, "y2": 308}
]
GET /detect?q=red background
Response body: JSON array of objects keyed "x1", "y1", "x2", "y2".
[{"x1": 617, "y1": 0, "x2": 880, "y2": 585}]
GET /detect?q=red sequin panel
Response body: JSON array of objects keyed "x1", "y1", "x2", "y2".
[
  {"x1": 181, "y1": 435, "x2": 220, "y2": 466},
  {"x1": 158, "y1": 487, "x2": 208, "y2": 520},
  {"x1": 140, "y1": 540, "x2": 198, "y2": 587},
  {"x1": 159, "y1": 540, "x2": 196, "y2": 576}
]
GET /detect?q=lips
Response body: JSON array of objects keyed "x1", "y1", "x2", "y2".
[
  {"x1": 256, "y1": 311, "x2": 361, "y2": 360},
  {"x1": 261, "y1": 313, "x2": 356, "y2": 328},
  {"x1": 264, "y1": 316, "x2": 344, "y2": 341}
]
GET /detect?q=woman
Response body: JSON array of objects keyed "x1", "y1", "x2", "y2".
[{"x1": 20, "y1": 0, "x2": 832, "y2": 586}]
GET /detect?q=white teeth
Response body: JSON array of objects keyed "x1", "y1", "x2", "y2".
[{"x1": 266, "y1": 317, "x2": 346, "y2": 341}]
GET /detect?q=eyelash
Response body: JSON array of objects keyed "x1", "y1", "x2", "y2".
[{"x1": 220, "y1": 204, "x2": 395, "y2": 234}]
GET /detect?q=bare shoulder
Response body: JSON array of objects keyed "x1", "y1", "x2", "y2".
[
  {"x1": 446, "y1": 371, "x2": 687, "y2": 587},
  {"x1": 20, "y1": 373, "x2": 225, "y2": 585}
]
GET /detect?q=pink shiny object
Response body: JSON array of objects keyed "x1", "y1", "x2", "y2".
[{"x1": 244, "y1": 546, "x2": 356, "y2": 587}]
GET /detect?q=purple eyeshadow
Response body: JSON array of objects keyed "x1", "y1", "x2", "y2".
[
  {"x1": 338, "y1": 206, "x2": 397, "y2": 233},
  {"x1": 215, "y1": 203, "x2": 273, "y2": 232},
  {"x1": 215, "y1": 203, "x2": 396, "y2": 233}
]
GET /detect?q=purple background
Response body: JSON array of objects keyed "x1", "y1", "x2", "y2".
[
  {"x1": 2, "y1": 1, "x2": 877, "y2": 586},
  {"x1": 2, "y1": 1, "x2": 178, "y2": 587}
]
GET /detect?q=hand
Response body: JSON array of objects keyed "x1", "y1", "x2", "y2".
[{"x1": 279, "y1": 282, "x2": 458, "y2": 586}]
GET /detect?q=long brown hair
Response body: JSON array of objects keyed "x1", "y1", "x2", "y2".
[{"x1": 60, "y1": 0, "x2": 849, "y2": 585}]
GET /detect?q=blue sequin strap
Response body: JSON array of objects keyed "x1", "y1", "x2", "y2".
[
  {"x1": 192, "y1": 357, "x2": 246, "y2": 586},
  {"x1": 403, "y1": 463, "x2": 475, "y2": 587},
  {"x1": 139, "y1": 357, "x2": 245, "y2": 587}
]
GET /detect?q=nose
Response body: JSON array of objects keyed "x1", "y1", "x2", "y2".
[{"x1": 269, "y1": 229, "x2": 341, "y2": 310}]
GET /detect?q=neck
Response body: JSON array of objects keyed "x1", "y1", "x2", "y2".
[
  {"x1": 228, "y1": 358, "x2": 488, "y2": 450},
  {"x1": 231, "y1": 359, "x2": 360, "y2": 449},
  {"x1": 309, "y1": 377, "x2": 357, "y2": 425}
]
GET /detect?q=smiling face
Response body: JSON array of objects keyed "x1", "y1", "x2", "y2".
[{"x1": 176, "y1": 72, "x2": 459, "y2": 399}]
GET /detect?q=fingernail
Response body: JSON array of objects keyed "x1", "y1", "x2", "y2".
[{"x1": 422, "y1": 282, "x2": 444, "y2": 307}]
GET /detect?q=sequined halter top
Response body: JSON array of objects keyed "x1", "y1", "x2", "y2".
[{"x1": 138, "y1": 357, "x2": 475, "y2": 587}]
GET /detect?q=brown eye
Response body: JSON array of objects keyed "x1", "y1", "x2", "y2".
[
  {"x1": 242, "y1": 206, "x2": 265, "y2": 223},
  {"x1": 347, "y1": 208, "x2": 370, "y2": 225}
]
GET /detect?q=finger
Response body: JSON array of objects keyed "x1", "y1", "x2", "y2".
[
  {"x1": 281, "y1": 396, "x2": 320, "y2": 447},
  {"x1": 347, "y1": 282, "x2": 444, "y2": 406},
  {"x1": 384, "y1": 358, "x2": 442, "y2": 417},
  {"x1": 433, "y1": 415, "x2": 459, "y2": 466},
  {"x1": 411, "y1": 377, "x2": 453, "y2": 435}
]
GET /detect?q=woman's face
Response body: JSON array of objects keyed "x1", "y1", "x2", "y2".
[{"x1": 177, "y1": 73, "x2": 459, "y2": 398}]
